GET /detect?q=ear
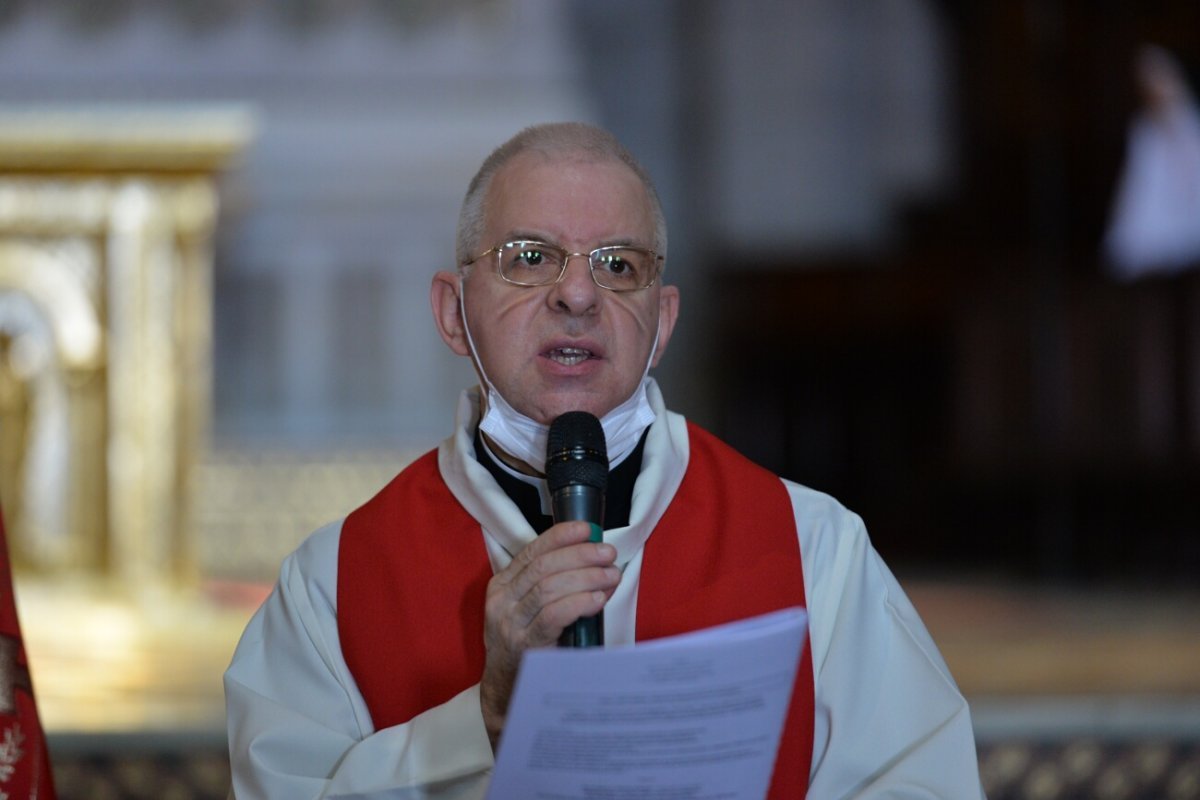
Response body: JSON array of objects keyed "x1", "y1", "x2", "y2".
[
  {"x1": 430, "y1": 270, "x2": 471, "y2": 357},
  {"x1": 650, "y1": 284, "x2": 680, "y2": 367}
]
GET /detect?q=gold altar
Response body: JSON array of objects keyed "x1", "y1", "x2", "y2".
[{"x1": 0, "y1": 106, "x2": 253, "y2": 588}]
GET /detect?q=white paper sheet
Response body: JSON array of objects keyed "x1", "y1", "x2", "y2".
[{"x1": 486, "y1": 607, "x2": 808, "y2": 800}]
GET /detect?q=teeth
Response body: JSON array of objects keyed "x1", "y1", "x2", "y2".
[{"x1": 550, "y1": 347, "x2": 592, "y2": 365}]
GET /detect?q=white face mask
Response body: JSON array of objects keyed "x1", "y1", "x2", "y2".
[{"x1": 459, "y1": 277, "x2": 658, "y2": 473}]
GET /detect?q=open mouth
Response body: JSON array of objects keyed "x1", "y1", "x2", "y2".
[{"x1": 547, "y1": 346, "x2": 594, "y2": 366}]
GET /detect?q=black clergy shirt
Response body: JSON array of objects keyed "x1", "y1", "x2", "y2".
[{"x1": 473, "y1": 427, "x2": 647, "y2": 533}]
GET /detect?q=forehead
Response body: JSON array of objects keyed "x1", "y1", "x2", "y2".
[{"x1": 483, "y1": 151, "x2": 655, "y2": 246}]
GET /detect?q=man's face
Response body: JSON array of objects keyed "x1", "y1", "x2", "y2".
[{"x1": 452, "y1": 151, "x2": 678, "y2": 425}]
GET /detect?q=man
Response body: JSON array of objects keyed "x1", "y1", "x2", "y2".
[{"x1": 224, "y1": 122, "x2": 984, "y2": 798}]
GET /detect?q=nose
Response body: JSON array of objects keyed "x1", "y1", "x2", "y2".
[{"x1": 547, "y1": 253, "x2": 599, "y2": 315}]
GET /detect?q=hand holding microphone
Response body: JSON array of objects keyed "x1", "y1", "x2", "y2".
[{"x1": 478, "y1": 411, "x2": 613, "y2": 741}]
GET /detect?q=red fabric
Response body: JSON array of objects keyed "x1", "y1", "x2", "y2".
[
  {"x1": 637, "y1": 423, "x2": 812, "y2": 799},
  {"x1": 338, "y1": 427, "x2": 813, "y2": 796},
  {"x1": 338, "y1": 450, "x2": 492, "y2": 730},
  {"x1": 0, "y1": 506, "x2": 57, "y2": 799}
]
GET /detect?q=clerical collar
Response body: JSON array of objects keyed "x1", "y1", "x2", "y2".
[{"x1": 474, "y1": 426, "x2": 647, "y2": 534}]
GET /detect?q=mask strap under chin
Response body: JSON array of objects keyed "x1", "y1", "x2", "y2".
[{"x1": 458, "y1": 274, "x2": 496, "y2": 403}]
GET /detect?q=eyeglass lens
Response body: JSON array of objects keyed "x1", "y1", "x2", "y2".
[{"x1": 498, "y1": 241, "x2": 654, "y2": 290}]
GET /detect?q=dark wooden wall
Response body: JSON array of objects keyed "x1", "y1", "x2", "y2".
[{"x1": 715, "y1": 1, "x2": 1200, "y2": 584}]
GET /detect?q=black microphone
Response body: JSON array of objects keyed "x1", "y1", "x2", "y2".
[{"x1": 545, "y1": 411, "x2": 608, "y2": 648}]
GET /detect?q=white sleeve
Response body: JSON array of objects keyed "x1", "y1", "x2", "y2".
[
  {"x1": 223, "y1": 521, "x2": 494, "y2": 800},
  {"x1": 792, "y1": 484, "x2": 985, "y2": 799}
]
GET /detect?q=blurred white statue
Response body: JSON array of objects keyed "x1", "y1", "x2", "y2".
[{"x1": 1104, "y1": 44, "x2": 1200, "y2": 280}]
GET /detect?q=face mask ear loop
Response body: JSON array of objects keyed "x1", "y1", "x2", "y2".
[
  {"x1": 458, "y1": 274, "x2": 496, "y2": 407},
  {"x1": 643, "y1": 320, "x2": 661, "y2": 380}
]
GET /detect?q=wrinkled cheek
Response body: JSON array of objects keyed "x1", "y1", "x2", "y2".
[
  {"x1": 470, "y1": 294, "x2": 536, "y2": 347},
  {"x1": 491, "y1": 307, "x2": 552, "y2": 378},
  {"x1": 611, "y1": 304, "x2": 657, "y2": 349}
]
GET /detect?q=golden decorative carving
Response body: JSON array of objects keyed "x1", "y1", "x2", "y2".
[
  {"x1": 0, "y1": 107, "x2": 254, "y2": 174},
  {"x1": 0, "y1": 106, "x2": 253, "y2": 587}
]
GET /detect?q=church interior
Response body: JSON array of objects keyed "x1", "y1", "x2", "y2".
[{"x1": 1, "y1": 2, "x2": 1199, "y2": 798}]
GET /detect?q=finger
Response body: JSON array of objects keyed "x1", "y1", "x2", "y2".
[
  {"x1": 511, "y1": 564, "x2": 621, "y2": 631},
  {"x1": 494, "y1": 520, "x2": 613, "y2": 590},
  {"x1": 490, "y1": 522, "x2": 592, "y2": 589},
  {"x1": 524, "y1": 584, "x2": 614, "y2": 646},
  {"x1": 515, "y1": 521, "x2": 600, "y2": 566},
  {"x1": 503, "y1": 536, "x2": 616, "y2": 608}
]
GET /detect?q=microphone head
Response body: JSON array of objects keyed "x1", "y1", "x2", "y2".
[{"x1": 546, "y1": 411, "x2": 609, "y2": 493}]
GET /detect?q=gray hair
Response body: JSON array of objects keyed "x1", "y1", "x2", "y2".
[{"x1": 455, "y1": 122, "x2": 668, "y2": 268}]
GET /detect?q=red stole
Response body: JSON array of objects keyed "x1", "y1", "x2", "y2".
[{"x1": 339, "y1": 423, "x2": 813, "y2": 797}]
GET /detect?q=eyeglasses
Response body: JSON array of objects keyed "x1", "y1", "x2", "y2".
[{"x1": 463, "y1": 239, "x2": 663, "y2": 292}]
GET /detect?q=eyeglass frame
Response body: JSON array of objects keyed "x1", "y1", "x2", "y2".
[{"x1": 461, "y1": 239, "x2": 665, "y2": 292}]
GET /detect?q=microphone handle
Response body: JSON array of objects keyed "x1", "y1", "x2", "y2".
[{"x1": 552, "y1": 484, "x2": 604, "y2": 648}]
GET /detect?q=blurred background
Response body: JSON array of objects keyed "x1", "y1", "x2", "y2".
[{"x1": 1, "y1": 1, "x2": 1199, "y2": 797}]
